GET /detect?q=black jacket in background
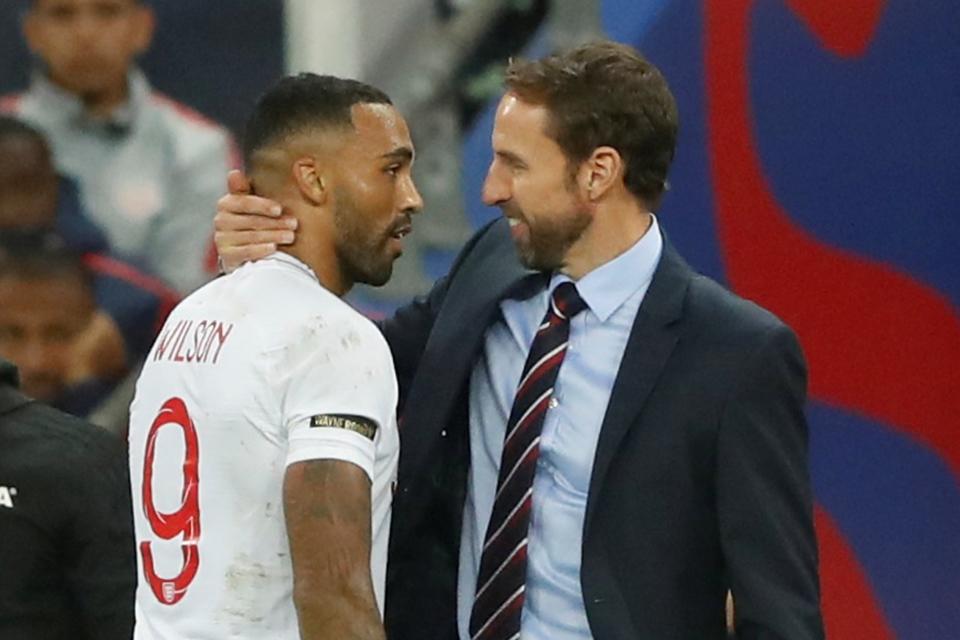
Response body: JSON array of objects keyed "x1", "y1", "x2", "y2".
[{"x1": 0, "y1": 359, "x2": 135, "y2": 640}]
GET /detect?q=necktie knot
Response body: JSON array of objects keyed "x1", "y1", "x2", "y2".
[{"x1": 550, "y1": 282, "x2": 587, "y2": 321}]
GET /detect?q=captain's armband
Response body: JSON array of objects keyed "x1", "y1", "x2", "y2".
[{"x1": 309, "y1": 414, "x2": 378, "y2": 441}]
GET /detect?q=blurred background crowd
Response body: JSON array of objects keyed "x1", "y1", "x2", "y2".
[{"x1": 0, "y1": 1, "x2": 956, "y2": 638}]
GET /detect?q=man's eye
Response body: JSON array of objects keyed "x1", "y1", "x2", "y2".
[
  {"x1": 0, "y1": 326, "x2": 24, "y2": 341},
  {"x1": 45, "y1": 326, "x2": 76, "y2": 343},
  {"x1": 385, "y1": 165, "x2": 401, "y2": 177},
  {"x1": 47, "y1": 6, "x2": 77, "y2": 20},
  {"x1": 95, "y1": 5, "x2": 125, "y2": 19}
]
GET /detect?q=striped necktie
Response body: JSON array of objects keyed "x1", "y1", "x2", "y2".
[{"x1": 469, "y1": 281, "x2": 588, "y2": 640}]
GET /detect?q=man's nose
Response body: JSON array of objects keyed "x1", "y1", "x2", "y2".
[
  {"x1": 481, "y1": 166, "x2": 508, "y2": 207},
  {"x1": 72, "y1": 13, "x2": 102, "y2": 44},
  {"x1": 400, "y1": 175, "x2": 424, "y2": 215}
]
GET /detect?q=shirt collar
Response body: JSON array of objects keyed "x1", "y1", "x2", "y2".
[
  {"x1": 30, "y1": 67, "x2": 150, "y2": 132},
  {"x1": 549, "y1": 214, "x2": 663, "y2": 322},
  {"x1": 262, "y1": 251, "x2": 321, "y2": 284}
]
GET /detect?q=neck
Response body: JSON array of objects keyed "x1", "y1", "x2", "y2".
[
  {"x1": 80, "y1": 85, "x2": 130, "y2": 119},
  {"x1": 279, "y1": 205, "x2": 352, "y2": 297},
  {"x1": 562, "y1": 195, "x2": 653, "y2": 280},
  {"x1": 48, "y1": 72, "x2": 130, "y2": 118}
]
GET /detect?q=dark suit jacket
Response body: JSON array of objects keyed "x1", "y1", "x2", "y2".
[
  {"x1": 0, "y1": 359, "x2": 135, "y2": 640},
  {"x1": 382, "y1": 219, "x2": 823, "y2": 639}
]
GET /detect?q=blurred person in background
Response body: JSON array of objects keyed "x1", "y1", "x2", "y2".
[
  {"x1": 0, "y1": 114, "x2": 112, "y2": 252},
  {"x1": 0, "y1": 232, "x2": 132, "y2": 420},
  {"x1": 1, "y1": 0, "x2": 236, "y2": 294},
  {"x1": 0, "y1": 115, "x2": 179, "y2": 407},
  {"x1": 0, "y1": 356, "x2": 134, "y2": 640}
]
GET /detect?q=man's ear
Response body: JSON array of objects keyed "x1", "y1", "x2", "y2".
[
  {"x1": 21, "y1": 11, "x2": 44, "y2": 56},
  {"x1": 131, "y1": 5, "x2": 156, "y2": 55},
  {"x1": 293, "y1": 157, "x2": 327, "y2": 205},
  {"x1": 579, "y1": 146, "x2": 623, "y2": 201}
]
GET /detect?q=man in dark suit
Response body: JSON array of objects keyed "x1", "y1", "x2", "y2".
[{"x1": 214, "y1": 41, "x2": 823, "y2": 639}]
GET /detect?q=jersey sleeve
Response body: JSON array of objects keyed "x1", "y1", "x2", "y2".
[{"x1": 280, "y1": 315, "x2": 397, "y2": 480}]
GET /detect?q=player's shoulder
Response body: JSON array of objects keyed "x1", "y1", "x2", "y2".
[
  {"x1": 228, "y1": 257, "x2": 387, "y2": 349},
  {"x1": 284, "y1": 286, "x2": 388, "y2": 358},
  {"x1": 234, "y1": 257, "x2": 342, "y2": 311}
]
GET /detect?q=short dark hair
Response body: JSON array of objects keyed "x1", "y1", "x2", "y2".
[
  {"x1": 0, "y1": 230, "x2": 92, "y2": 295},
  {"x1": 0, "y1": 115, "x2": 47, "y2": 150},
  {"x1": 505, "y1": 41, "x2": 679, "y2": 206},
  {"x1": 242, "y1": 73, "x2": 392, "y2": 168}
]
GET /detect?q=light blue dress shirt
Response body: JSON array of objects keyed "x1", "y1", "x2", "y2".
[{"x1": 458, "y1": 217, "x2": 663, "y2": 639}]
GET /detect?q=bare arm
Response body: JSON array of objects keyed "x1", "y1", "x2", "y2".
[
  {"x1": 214, "y1": 170, "x2": 298, "y2": 272},
  {"x1": 283, "y1": 459, "x2": 385, "y2": 640}
]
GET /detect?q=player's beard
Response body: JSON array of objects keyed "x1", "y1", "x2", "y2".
[{"x1": 333, "y1": 188, "x2": 396, "y2": 288}]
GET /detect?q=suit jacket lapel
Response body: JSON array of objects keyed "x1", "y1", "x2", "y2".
[
  {"x1": 584, "y1": 240, "x2": 692, "y2": 530},
  {"x1": 400, "y1": 220, "x2": 542, "y2": 479}
]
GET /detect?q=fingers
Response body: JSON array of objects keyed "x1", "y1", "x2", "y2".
[
  {"x1": 227, "y1": 169, "x2": 252, "y2": 195},
  {"x1": 214, "y1": 228, "x2": 292, "y2": 276},
  {"x1": 216, "y1": 192, "x2": 286, "y2": 221},
  {"x1": 215, "y1": 228, "x2": 294, "y2": 250},
  {"x1": 214, "y1": 229, "x2": 291, "y2": 272},
  {"x1": 219, "y1": 242, "x2": 280, "y2": 274},
  {"x1": 215, "y1": 210, "x2": 297, "y2": 238},
  {"x1": 214, "y1": 173, "x2": 295, "y2": 274}
]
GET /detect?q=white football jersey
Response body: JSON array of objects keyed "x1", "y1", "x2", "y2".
[{"x1": 128, "y1": 252, "x2": 399, "y2": 639}]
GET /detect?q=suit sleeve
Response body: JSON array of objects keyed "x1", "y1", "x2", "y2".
[
  {"x1": 716, "y1": 324, "x2": 825, "y2": 640},
  {"x1": 379, "y1": 274, "x2": 451, "y2": 411},
  {"x1": 62, "y1": 431, "x2": 136, "y2": 640}
]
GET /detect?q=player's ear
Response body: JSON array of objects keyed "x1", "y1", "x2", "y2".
[{"x1": 292, "y1": 157, "x2": 327, "y2": 205}]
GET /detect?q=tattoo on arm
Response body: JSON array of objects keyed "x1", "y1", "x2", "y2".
[{"x1": 284, "y1": 459, "x2": 385, "y2": 640}]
